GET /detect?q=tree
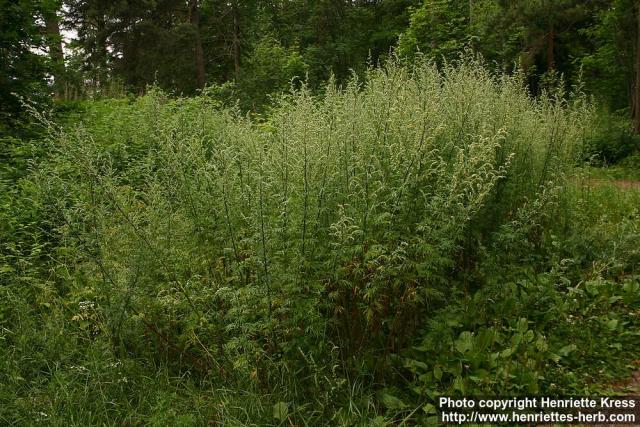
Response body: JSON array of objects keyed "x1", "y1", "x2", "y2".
[
  {"x1": 189, "y1": 0, "x2": 206, "y2": 89},
  {"x1": 398, "y1": 0, "x2": 471, "y2": 62},
  {"x1": 368, "y1": 0, "x2": 421, "y2": 63},
  {"x1": 399, "y1": 0, "x2": 604, "y2": 95},
  {"x1": 497, "y1": 1, "x2": 598, "y2": 73},
  {"x1": 0, "y1": 0, "x2": 49, "y2": 134},
  {"x1": 64, "y1": 0, "x2": 118, "y2": 87},
  {"x1": 582, "y1": 0, "x2": 640, "y2": 131},
  {"x1": 631, "y1": 0, "x2": 640, "y2": 134},
  {"x1": 237, "y1": 36, "x2": 308, "y2": 110},
  {"x1": 42, "y1": 0, "x2": 66, "y2": 99}
]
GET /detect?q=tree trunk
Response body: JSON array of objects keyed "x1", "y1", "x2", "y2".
[
  {"x1": 95, "y1": 16, "x2": 109, "y2": 87},
  {"x1": 546, "y1": 26, "x2": 555, "y2": 70},
  {"x1": 633, "y1": 2, "x2": 640, "y2": 133},
  {"x1": 232, "y1": 2, "x2": 241, "y2": 81},
  {"x1": 189, "y1": 0, "x2": 206, "y2": 89},
  {"x1": 44, "y1": 10, "x2": 65, "y2": 99}
]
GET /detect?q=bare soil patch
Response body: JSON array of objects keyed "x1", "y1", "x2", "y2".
[{"x1": 582, "y1": 178, "x2": 640, "y2": 190}]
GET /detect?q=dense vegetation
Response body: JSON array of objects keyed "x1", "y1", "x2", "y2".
[
  {"x1": 1, "y1": 0, "x2": 640, "y2": 425},
  {"x1": 1, "y1": 57, "x2": 639, "y2": 425}
]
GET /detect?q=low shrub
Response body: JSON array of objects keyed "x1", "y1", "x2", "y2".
[{"x1": 583, "y1": 111, "x2": 640, "y2": 165}]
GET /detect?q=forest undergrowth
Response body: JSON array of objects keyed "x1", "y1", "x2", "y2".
[{"x1": 1, "y1": 58, "x2": 639, "y2": 426}]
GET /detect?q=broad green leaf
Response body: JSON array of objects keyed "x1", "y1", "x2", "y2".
[
  {"x1": 516, "y1": 317, "x2": 528, "y2": 333},
  {"x1": 423, "y1": 403, "x2": 437, "y2": 415},
  {"x1": 273, "y1": 401, "x2": 289, "y2": 422},
  {"x1": 585, "y1": 281, "x2": 600, "y2": 296},
  {"x1": 623, "y1": 282, "x2": 639, "y2": 293},
  {"x1": 381, "y1": 393, "x2": 408, "y2": 410},
  {"x1": 524, "y1": 330, "x2": 535, "y2": 342},
  {"x1": 434, "y1": 365, "x2": 442, "y2": 380},
  {"x1": 370, "y1": 416, "x2": 387, "y2": 427},
  {"x1": 558, "y1": 344, "x2": 577, "y2": 356},
  {"x1": 500, "y1": 348, "x2": 512, "y2": 358},
  {"x1": 455, "y1": 331, "x2": 474, "y2": 354}
]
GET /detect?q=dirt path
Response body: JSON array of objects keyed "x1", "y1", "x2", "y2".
[
  {"x1": 611, "y1": 180, "x2": 640, "y2": 190},
  {"x1": 584, "y1": 178, "x2": 640, "y2": 190},
  {"x1": 611, "y1": 361, "x2": 640, "y2": 393},
  {"x1": 591, "y1": 361, "x2": 640, "y2": 427},
  {"x1": 604, "y1": 179, "x2": 640, "y2": 190}
]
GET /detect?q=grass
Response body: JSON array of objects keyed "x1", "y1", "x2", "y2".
[{"x1": 581, "y1": 153, "x2": 640, "y2": 182}]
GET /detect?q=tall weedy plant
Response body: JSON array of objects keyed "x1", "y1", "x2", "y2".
[{"x1": 36, "y1": 57, "x2": 591, "y2": 395}]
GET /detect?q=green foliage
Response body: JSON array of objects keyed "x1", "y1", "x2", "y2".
[
  {"x1": 3, "y1": 0, "x2": 640, "y2": 136},
  {"x1": 388, "y1": 173, "x2": 640, "y2": 423},
  {"x1": 584, "y1": 111, "x2": 640, "y2": 165},
  {"x1": 403, "y1": 268, "x2": 640, "y2": 423},
  {"x1": 237, "y1": 36, "x2": 308, "y2": 110},
  {"x1": 2, "y1": 59, "x2": 639, "y2": 425},
  {"x1": 581, "y1": 0, "x2": 638, "y2": 111},
  {"x1": 0, "y1": 0, "x2": 50, "y2": 134},
  {"x1": 398, "y1": 0, "x2": 471, "y2": 61},
  {"x1": 44, "y1": 57, "x2": 588, "y2": 373},
  {"x1": 399, "y1": 0, "x2": 616, "y2": 101}
]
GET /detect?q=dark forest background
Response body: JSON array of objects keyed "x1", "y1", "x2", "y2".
[{"x1": 2, "y1": 0, "x2": 640, "y2": 129}]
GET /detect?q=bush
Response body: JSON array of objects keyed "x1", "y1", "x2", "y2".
[
  {"x1": 583, "y1": 111, "x2": 640, "y2": 165},
  {"x1": 10, "y1": 57, "x2": 638, "y2": 425},
  {"x1": 34, "y1": 56, "x2": 590, "y2": 373}
]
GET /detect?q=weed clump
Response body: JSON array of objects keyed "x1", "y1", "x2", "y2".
[{"x1": 5, "y1": 58, "x2": 637, "y2": 426}]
